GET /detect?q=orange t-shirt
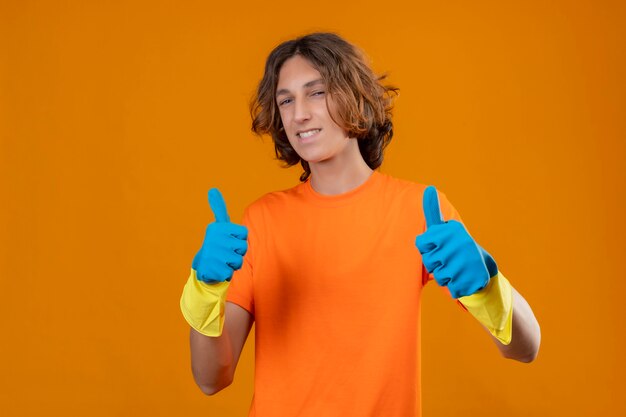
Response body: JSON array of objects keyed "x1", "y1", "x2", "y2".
[{"x1": 227, "y1": 170, "x2": 461, "y2": 417}]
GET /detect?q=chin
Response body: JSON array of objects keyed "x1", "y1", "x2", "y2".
[{"x1": 293, "y1": 150, "x2": 320, "y2": 163}]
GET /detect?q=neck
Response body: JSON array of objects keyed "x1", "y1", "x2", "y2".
[{"x1": 308, "y1": 142, "x2": 374, "y2": 195}]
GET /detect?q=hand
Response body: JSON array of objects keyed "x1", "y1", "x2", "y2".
[
  {"x1": 192, "y1": 188, "x2": 248, "y2": 283},
  {"x1": 415, "y1": 186, "x2": 497, "y2": 298}
]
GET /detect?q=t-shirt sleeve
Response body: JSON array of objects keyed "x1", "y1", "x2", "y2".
[
  {"x1": 420, "y1": 188, "x2": 464, "y2": 287},
  {"x1": 226, "y1": 206, "x2": 257, "y2": 316}
]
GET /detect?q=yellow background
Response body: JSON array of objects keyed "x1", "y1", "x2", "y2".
[{"x1": 1, "y1": 0, "x2": 625, "y2": 415}]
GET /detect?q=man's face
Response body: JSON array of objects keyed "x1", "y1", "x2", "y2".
[{"x1": 275, "y1": 55, "x2": 353, "y2": 165}]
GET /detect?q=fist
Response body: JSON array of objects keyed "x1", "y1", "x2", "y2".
[
  {"x1": 192, "y1": 188, "x2": 248, "y2": 283},
  {"x1": 414, "y1": 186, "x2": 497, "y2": 298}
]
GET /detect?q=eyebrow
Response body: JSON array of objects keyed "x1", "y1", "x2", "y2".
[{"x1": 276, "y1": 78, "x2": 325, "y2": 97}]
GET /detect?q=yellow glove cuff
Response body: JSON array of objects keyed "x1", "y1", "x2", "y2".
[
  {"x1": 180, "y1": 268, "x2": 229, "y2": 337},
  {"x1": 459, "y1": 271, "x2": 513, "y2": 345}
]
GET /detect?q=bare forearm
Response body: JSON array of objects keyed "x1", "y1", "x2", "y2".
[
  {"x1": 489, "y1": 286, "x2": 541, "y2": 362},
  {"x1": 189, "y1": 328, "x2": 235, "y2": 395}
]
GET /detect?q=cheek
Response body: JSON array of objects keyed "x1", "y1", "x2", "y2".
[
  {"x1": 325, "y1": 97, "x2": 343, "y2": 123},
  {"x1": 278, "y1": 106, "x2": 291, "y2": 123}
]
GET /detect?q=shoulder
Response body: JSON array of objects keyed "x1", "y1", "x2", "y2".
[
  {"x1": 243, "y1": 181, "x2": 307, "y2": 219},
  {"x1": 375, "y1": 171, "x2": 428, "y2": 202},
  {"x1": 380, "y1": 172, "x2": 455, "y2": 199},
  {"x1": 376, "y1": 172, "x2": 460, "y2": 221},
  {"x1": 378, "y1": 172, "x2": 426, "y2": 191}
]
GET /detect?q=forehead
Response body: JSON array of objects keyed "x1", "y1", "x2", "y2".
[{"x1": 276, "y1": 55, "x2": 323, "y2": 91}]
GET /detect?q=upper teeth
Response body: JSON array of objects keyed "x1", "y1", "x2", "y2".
[{"x1": 299, "y1": 129, "x2": 320, "y2": 138}]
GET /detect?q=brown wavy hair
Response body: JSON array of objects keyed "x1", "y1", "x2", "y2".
[{"x1": 250, "y1": 32, "x2": 399, "y2": 182}]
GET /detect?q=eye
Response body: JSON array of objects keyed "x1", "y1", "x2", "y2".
[
  {"x1": 278, "y1": 98, "x2": 292, "y2": 106},
  {"x1": 311, "y1": 90, "x2": 325, "y2": 97}
]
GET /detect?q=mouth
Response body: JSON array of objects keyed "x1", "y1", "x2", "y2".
[{"x1": 297, "y1": 129, "x2": 321, "y2": 141}]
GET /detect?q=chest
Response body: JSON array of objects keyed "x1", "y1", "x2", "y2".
[{"x1": 255, "y1": 199, "x2": 425, "y2": 300}]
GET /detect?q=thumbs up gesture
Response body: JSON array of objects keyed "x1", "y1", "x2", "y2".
[
  {"x1": 192, "y1": 189, "x2": 249, "y2": 283},
  {"x1": 415, "y1": 186, "x2": 498, "y2": 298}
]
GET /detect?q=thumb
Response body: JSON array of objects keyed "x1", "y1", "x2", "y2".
[
  {"x1": 423, "y1": 185, "x2": 444, "y2": 228},
  {"x1": 208, "y1": 188, "x2": 231, "y2": 223}
]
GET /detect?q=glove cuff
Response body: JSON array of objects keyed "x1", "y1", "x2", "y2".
[
  {"x1": 458, "y1": 271, "x2": 513, "y2": 345},
  {"x1": 180, "y1": 268, "x2": 229, "y2": 337}
]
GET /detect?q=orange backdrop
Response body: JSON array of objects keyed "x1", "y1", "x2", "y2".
[{"x1": 1, "y1": 0, "x2": 625, "y2": 415}]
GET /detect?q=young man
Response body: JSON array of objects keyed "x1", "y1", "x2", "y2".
[{"x1": 180, "y1": 32, "x2": 540, "y2": 416}]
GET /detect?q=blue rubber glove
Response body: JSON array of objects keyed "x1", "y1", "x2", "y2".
[
  {"x1": 415, "y1": 186, "x2": 498, "y2": 299},
  {"x1": 192, "y1": 188, "x2": 248, "y2": 283}
]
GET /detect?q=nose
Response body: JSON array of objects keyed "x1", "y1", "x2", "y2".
[{"x1": 293, "y1": 96, "x2": 311, "y2": 123}]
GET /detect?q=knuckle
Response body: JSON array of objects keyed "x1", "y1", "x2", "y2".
[{"x1": 218, "y1": 269, "x2": 233, "y2": 281}]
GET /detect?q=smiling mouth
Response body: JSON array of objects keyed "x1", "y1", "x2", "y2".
[{"x1": 297, "y1": 129, "x2": 321, "y2": 139}]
